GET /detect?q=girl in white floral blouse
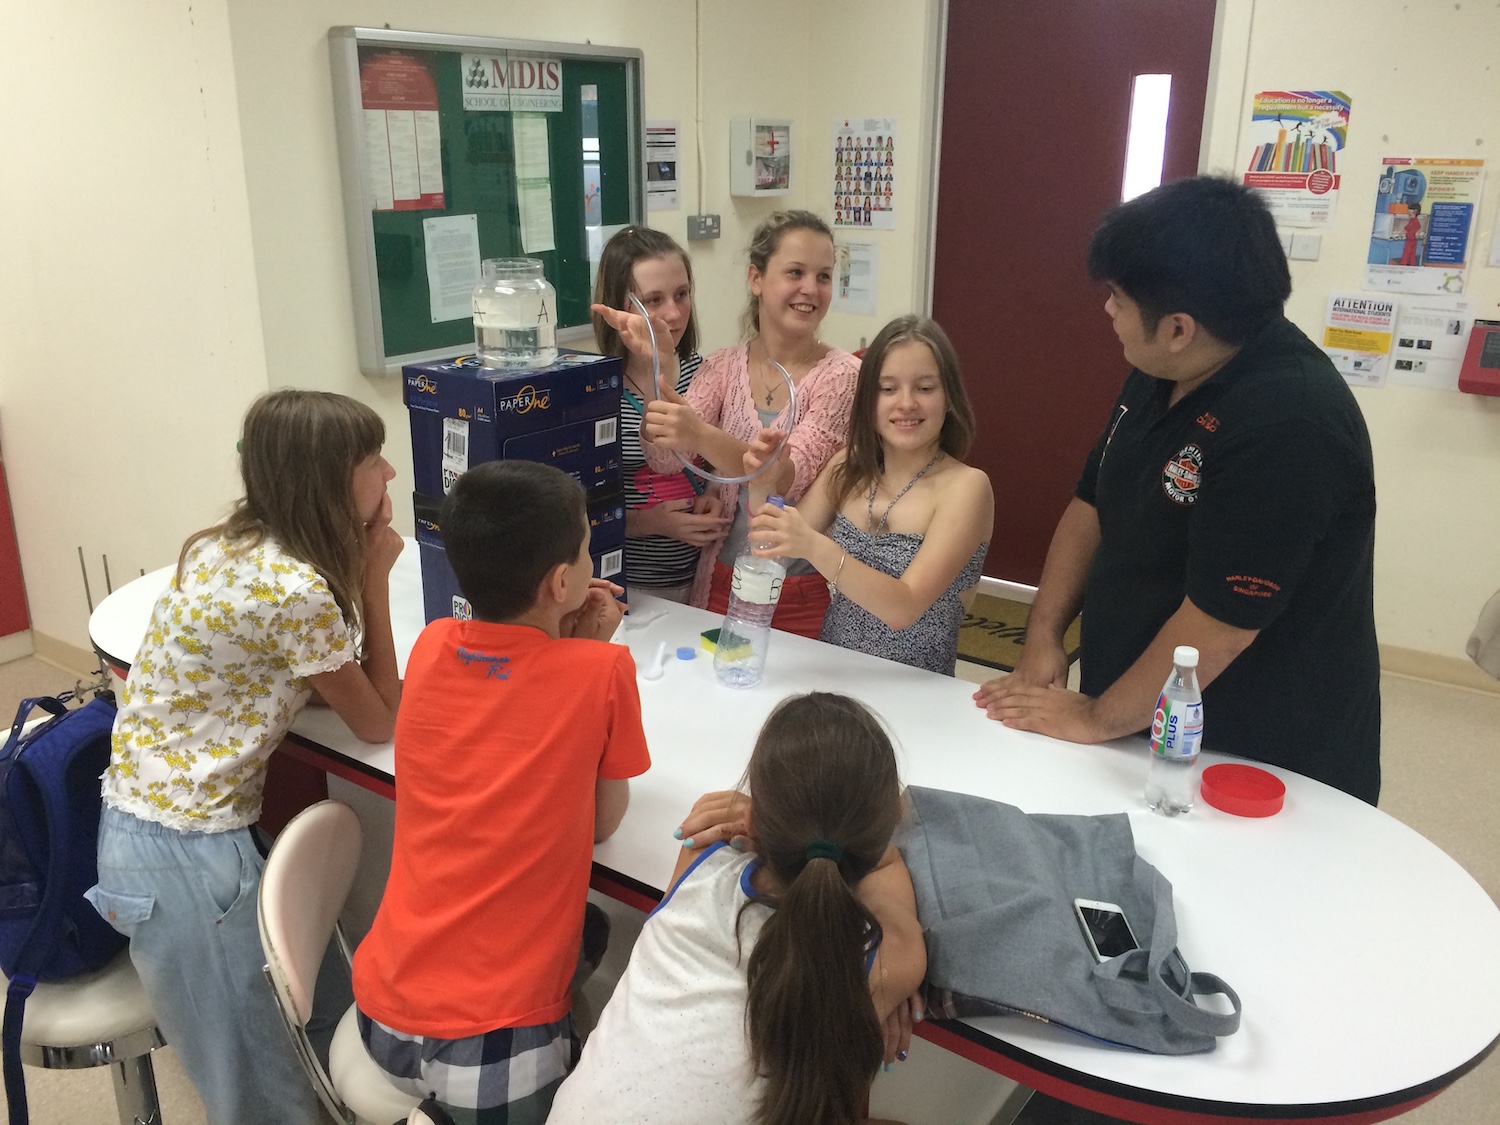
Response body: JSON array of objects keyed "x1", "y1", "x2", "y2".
[{"x1": 86, "y1": 389, "x2": 403, "y2": 1125}]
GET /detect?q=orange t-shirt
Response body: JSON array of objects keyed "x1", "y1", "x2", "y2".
[{"x1": 352, "y1": 619, "x2": 650, "y2": 1038}]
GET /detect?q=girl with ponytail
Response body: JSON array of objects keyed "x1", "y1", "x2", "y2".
[{"x1": 551, "y1": 693, "x2": 925, "y2": 1125}]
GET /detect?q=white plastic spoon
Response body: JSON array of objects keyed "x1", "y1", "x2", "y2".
[{"x1": 639, "y1": 641, "x2": 669, "y2": 681}]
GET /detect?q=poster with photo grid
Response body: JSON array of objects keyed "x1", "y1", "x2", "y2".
[{"x1": 832, "y1": 118, "x2": 896, "y2": 230}]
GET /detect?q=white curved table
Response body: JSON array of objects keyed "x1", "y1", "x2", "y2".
[{"x1": 90, "y1": 544, "x2": 1500, "y2": 1124}]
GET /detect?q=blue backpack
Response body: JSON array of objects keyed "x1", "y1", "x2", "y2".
[{"x1": 0, "y1": 694, "x2": 124, "y2": 1125}]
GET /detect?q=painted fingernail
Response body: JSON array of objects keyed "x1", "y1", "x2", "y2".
[
  {"x1": 730, "y1": 838, "x2": 746, "y2": 852},
  {"x1": 914, "y1": 1010, "x2": 923, "y2": 1021},
  {"x1": 898, "y1": 1050, "x2": 908, "y2": 1061},
  {"x1": 883, "y1": 1062, "x2": 894, "y2": 1073},
  {"x1": 681, "y1": 837, "x2": 694, "y2": 849},
  {"x1": 672, "y1": 827, "x2": 683, "y2": 840}
]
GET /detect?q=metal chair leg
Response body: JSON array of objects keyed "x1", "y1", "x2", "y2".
[
  {"x1": 109, "y1": 1053, "x2": 162, "y2": 1125},
  {"x1": 987, "y1": 1083, "x2": 1034, "y2": 1125}
]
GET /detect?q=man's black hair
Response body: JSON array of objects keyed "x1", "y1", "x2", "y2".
[
  {"x1": 1087, "y1": 176, "x2": 1291, "y2": 345},
  {"x1": 439, "y1": 460, "x2": 587, "y2": 622}
]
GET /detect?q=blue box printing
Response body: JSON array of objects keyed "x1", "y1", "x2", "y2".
[
  {"x1": 403, "y1": 351, "x2": 624, "y2": 499},
  {"x1": 414, "y1": 492, "x2": 627, "y2": 624}
]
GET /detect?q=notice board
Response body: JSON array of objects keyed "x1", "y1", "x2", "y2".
[{"x1": 329, "y1": 27, "x2": 644, "y2": 375}]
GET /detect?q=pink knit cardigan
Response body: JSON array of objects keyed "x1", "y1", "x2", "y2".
[{"x1": 642, "y1": 343, "x2": 859, "y2": 606}]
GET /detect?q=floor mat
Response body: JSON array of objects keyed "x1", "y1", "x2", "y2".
[{"x1": 959, "y1": 593, "x2": 1081, "y2": 673}]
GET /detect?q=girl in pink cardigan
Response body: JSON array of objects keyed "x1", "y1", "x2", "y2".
[{"x1": 598, "y1": 211, "x2": 857, "y2": 635}]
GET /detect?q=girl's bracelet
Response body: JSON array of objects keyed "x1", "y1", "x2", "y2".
[{"x1": 826, "y1": 552, "x2": 847, "y2": 599}]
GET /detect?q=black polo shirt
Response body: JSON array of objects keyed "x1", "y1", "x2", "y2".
[{"x1": 1075, "y1": 316, "x2": 1380, "y2": 803}]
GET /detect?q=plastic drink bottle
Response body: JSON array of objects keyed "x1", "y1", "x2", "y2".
[
  {"x1": 1145, "y1": 646, "x2": 1204, "y2": 816},
  {"x1": 713, "y1": 497, "x2": 786, "y2": 688}
]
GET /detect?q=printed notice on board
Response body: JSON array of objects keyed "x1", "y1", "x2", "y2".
[
  {"x1": 1241, "y1": 91, "x2": 1350, "y2": 228},
  {"x1": 513, "y1": 114, "x2": 556, "y2": 252},
  {"x1": 1321, "y1": 292, "x2": 1394, "y2": 388},
  {"x1": 422, "y1": 214, "x2": 481, "y2": 323},
  {"x1": 646, "y1": 121, "x2": 680, "y2": 211},
  {"x1": 1391, "y1": 295, "x2": 1473, "y2": 390},
  {"x1": 832, "y1": 241, "x2": 878, "y2": 316},
  {"x1": 460, "y1": 54, "x2": 563, "y2": 112},
  {"x1": 358, "y1": 50, "x2": 445, "y2": 212},
  {"x1": 1365, "y1": 157, "x2": 1485, "y2": 295},
  {"x1": 833, "y1": 118, "x2": 896, "y2": 230}
]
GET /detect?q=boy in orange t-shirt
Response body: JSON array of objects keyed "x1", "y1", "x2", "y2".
[{"x1": 352, "y1": 460, "x2": 651, "y2": 1123}]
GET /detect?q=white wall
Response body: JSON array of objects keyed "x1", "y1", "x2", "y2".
[
  {"x1": 1202, "y1": 0, "x2": 1500, "y2": 670},
  {"x1": 0, "y1": 0, "x2": 265, "y2": 653},
  {"x1": 807, "y1": 0, "x2": 945, "y2": 349}
]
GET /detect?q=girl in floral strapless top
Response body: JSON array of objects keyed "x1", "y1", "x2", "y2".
[{"x1": 747, "y1": 316, "x2": 993, "y2": 674}]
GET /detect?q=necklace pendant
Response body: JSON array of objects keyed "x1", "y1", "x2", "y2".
[{"x1": 765, "y1": 387, "x2": 775, "y2": 406}]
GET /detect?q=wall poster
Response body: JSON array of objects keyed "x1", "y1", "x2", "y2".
[
  {"x1": 833, "y1": 118, "x2": 896, "y2": 231},
  {"x1": 1241, "y1": 91, "x2": 1351, "y2": 228}
]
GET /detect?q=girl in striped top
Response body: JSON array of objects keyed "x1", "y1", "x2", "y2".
[{"x1": 592, "y1": 227, "x2": 723, "y2": 601}]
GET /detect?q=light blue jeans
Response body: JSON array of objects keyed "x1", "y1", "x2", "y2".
[{"x1": 86, "y1": 806, "x2": 324, "y2": 1125}]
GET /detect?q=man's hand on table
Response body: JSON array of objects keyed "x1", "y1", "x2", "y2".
[
  {"x1": 1001, "y1": 635, "x2": 1071, "y2": 691},
  {"x1": 974, "y1": 679, "x2": 1113, "y2": 744}
]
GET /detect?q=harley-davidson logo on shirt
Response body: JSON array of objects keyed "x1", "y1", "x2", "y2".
[{"x1": 1162, "y1": 444, "x2": 1204, "y2": 504}]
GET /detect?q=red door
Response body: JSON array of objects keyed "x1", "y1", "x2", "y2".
[{"x1": 933, "y1": 0, "x2": 1217, "y2": 584}]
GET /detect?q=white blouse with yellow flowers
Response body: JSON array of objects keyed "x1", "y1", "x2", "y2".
[{"x1": 101, "y1": 535, "x2": 354, "y2": 832}]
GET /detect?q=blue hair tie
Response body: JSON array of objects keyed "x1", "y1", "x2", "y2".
[{"x1": 804, "y1": 838, "x2": 843, "y2": 863}]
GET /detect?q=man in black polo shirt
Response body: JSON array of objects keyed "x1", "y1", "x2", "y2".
[{"x1": 975, "y1": 176, "x2": 1380, "y2": 803}]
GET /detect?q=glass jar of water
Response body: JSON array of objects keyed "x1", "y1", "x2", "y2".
[{"x1": 472, "y1": 257, "x2": 558, "y2": 369}]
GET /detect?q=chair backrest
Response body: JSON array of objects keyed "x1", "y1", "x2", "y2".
[{"x1": 258, "y1": 800, "x2": 363, "y2": 1026}]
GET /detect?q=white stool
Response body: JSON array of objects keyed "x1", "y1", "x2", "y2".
[{"x1": 14, "y1": 949, "x2": 165, "y2": 1125}]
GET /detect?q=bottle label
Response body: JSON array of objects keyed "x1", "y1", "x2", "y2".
[
  {"x1": 1150, "y1": 693, "x2": 1203, "y2": 760},
  {"x1": 731, "y1": 560, "x2": 783, "y2": 606}
]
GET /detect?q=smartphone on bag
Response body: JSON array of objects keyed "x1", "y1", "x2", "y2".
[{"x1": 1073, "y1": 898, "x2": 1140, "y2": 962}]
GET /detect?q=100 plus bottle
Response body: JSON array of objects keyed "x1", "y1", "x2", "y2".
[{"x1": 1145, "y1": 645, "x2": 1204, "y2": 816}]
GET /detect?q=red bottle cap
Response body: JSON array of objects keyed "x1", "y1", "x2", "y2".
[{"x1": 1199, "y1": 763, "x2": 1286, "y2": 818}]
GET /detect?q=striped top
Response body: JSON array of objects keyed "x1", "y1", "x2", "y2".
[{"x1": 623, "y1": 352, "x2": 704, "y2": 589}]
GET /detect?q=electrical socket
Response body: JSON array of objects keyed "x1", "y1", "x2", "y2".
[
  {"x1": 687, "y1": 214, "x2": 721, "y2": 241},
  {"x1": 1289, "y1": 232, "x2": 1322, "y2": 261}
]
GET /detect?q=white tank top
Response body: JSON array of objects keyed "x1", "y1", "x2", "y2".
[{"x1": 550, "y1": 844, "x2": 770, "y2": 1124}]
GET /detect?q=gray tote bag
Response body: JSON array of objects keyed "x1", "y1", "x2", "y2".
[{"x1": 899, "y1": 786, "x2": 1241, "y2": 1055}]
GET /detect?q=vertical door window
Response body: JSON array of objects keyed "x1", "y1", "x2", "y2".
[{"x1": 1121, "y1": 74, "x2": 1172, "y2": 201}]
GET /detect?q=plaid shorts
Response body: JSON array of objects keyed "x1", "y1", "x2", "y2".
[{"x1": 357, "y1": 1010, "x2": 579, "y2": 1125}]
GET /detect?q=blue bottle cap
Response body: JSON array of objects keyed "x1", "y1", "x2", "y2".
[
  {"x1": 676, "y1": 646, "x2": 696, "y2": 661},
  {"x1": 767, "y1": 495, "x2": 786, "y2": 509}
]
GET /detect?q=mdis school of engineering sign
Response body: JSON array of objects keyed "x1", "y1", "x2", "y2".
[{"x1": 461, "y1": 54, "x2": 563, "y2": 112}]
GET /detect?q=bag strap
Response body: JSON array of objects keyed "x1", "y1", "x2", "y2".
[
  {"x1": 1144, "y1": 865, "x2": 1241, "y2": 1036},
  {"x1": 5, "y1": 698, "x2": 68, "y2": 755},
  {"x1": 1096, "y1": 864, "x2": 1241, "y2": 1038},
  {"x1": 3, "y1": 977, "x2": 35, "y2": 1125}
]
